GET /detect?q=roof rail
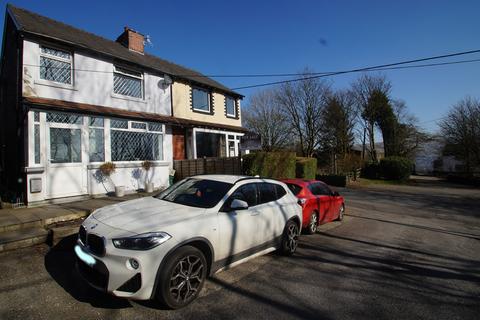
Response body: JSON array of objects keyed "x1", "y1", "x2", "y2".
[{"x1": 234, "y1": 176, "x2": 261, "y2": 184}]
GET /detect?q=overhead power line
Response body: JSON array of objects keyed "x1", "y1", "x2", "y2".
[
  {"x1": 231, "y1": 49, "x2": 480, "y2": 90},
  {"x1": 24, "y1": 49, "x2": 480, "y2": 80},
  {"x1": 23, "y1": 57, "x2": 480, "y2": 79}
]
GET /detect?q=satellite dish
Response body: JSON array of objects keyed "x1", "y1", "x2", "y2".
[{"x1": 158, "y1": 75, "x2": 172, "y2": 89}]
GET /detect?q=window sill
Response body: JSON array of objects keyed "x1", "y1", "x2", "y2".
[
  {"x1": 34, "y1": 79, "x2": 76, "y2": 91},
  {"x1": 192, "y1": 108, "x2": 212, "y2": 114},
  {"x1": 111, "y1": 94, "x2": 147, "y2": 104},
  {"x1": 87, "y1": 161, "x2": 169, "y2": 169},
  {"x1": 226, "y1": 114, "x2": 237, "y2": 119}
]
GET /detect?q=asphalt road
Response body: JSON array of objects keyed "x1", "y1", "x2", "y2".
[{"x1": 0, "y1": 177, "x2": 479, "y2": 319}]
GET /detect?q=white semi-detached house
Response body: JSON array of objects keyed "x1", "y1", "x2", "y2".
[{"x1": 0, "y1": 5, "x2": 245, "y2": 205}]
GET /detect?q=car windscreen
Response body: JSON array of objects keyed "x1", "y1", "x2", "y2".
[
  {"x1": 286, "y1": 183, "x2": 302, "y2": 196},
  {"x1": 155, "y1": 178, "x2": 233, "y2": 208}
]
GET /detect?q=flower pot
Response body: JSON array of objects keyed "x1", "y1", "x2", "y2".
[
  {"x1": 115, "y1": 186, "x2": 125, "y2": 197},
  {"x1": 145, "y1": 182, "x2": 154, "y2": 193}
]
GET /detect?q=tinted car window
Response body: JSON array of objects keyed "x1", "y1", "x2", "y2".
[
  {"x1": 318, "y1": 183, "x2": 332, "y2": 195},
  {"x1": 229, "y1": 183, "x2": 258, "y2": 207},
  {"x1": 286, "y1": 183, "x2": 302, "y2": 196},
  {"x1": 275, "y1": 184, "x2": 287, "y2": 199},
  {"x1": 307, "y1": 183, "x2": 319, "y2": 195},
  {"x1": 257, "y1": 183, "x2": 277, "y2": 204},
  {"x1": 308, "y1": 183, "x2": 331, "y2": 196},
  {"x1": 157, "y1": 178, "x2": 233, "y2": 208}
]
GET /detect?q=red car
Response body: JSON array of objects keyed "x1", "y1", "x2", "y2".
[{"x1": 281, "y1": 179, "x2": 345, "y2": 234}]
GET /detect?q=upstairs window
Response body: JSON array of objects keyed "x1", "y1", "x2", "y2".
[
  {"x1": 225, "y1": 96, "x2": 236, "y2": 117},
  {"x1": 192, "y1": 87, "x2": 211, "y2": 113},
  {"x1": 39, "y1": 46, "x2": 72, "y2": 84},
  {"x1": 113, "y1": 66, "x2": 143, "y2": 99}
]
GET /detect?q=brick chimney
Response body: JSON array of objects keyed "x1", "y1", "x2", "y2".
[{"x1": 116, "y1": 27, "x2": 144, "y2": 54}]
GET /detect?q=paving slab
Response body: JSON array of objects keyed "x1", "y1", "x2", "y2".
[
  {"x1": 0, "y1": 215, "x2": 22, "y2": 233},
  {"x1": 0, "y1": 227, "x2": 48, "y2": 251}
]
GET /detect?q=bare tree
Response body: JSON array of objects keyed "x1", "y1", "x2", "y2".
[
  {"x1": 276, "y1": 72, "x2": 331, "y2": 157},
  {"x1": 321, "y1": 90, "x2": 357, "y2": 157},
  {"x1": 391, "y1": 99, "x2": 428, "y2": 158},
  {"x1": 243, "y1": 89, "x2": 292, "y2": 151},
  {"x1": 440, "y1": 97, "x2": 480, "y2": 173},
  {"x1": 351, "y1": 74, "x2": 392, "y2": 161}
]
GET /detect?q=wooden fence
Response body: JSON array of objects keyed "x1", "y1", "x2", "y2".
[{"x1": 173, "y1": 157, "x2": 242, "y2": 181}]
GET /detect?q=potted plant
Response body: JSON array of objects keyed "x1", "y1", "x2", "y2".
[
  {"x1": 142, "y1": 160, "x2": 154, "y2": 193},
  {"x1": 100, "y1": 162, "x2": 124, "y2": 197}
]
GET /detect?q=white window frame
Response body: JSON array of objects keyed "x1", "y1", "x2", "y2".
[
  {"x1": 38, "y1": 45, "x2": 73, "y2": 86},
  {"x1": 192, "y1": 127, "x2": 244, "y2": 159},
  {"x1": 192, "y1": 87, "x2": 211, "y2": 113},
  {"x1": 113, "y1": 66, "x2": 144, "y2": 100},
  {"x1": 88, "y1": 116, "x2": 106, "y2": 164},
  {"x1": 225, "y1": 96, "x2": 236, "y2": 118},
  {"x1": 110, "y1": 119, "x2": 164, "y2": 162}
]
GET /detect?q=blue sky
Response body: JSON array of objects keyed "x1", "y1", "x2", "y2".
[{"x1": 1, "y1": 0, "x2": 479, "y2": 133}]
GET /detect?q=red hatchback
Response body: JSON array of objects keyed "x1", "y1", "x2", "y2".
[{"x1": 281, "y1": 179, "x2": 345, "y2": 234}]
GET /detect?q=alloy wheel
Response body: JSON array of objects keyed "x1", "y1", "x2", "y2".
[
  {"x1": 286, "y1": 223, "x2": 299, "y2": 253},
  {"x1": 338, "y1": 205, "x2": 345, "y2": 221},
  {"x1": 309, "y1": 213, "x2": 318, "y2": 234},
  {"x1": 169, "y1": 255, "x2": 204, "y2": 303}
]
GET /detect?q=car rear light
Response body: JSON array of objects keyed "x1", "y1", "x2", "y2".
[{"x1": 297, "y1": 198, "x2": 307, "y2": 207}]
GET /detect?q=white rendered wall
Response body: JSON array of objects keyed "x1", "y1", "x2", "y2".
[
  {"x1": 87, "y1": 163, "x2": 170, "y2": 195},
  {"x1": 22, "y1": 40, "x2": 171, "y2": 116}
]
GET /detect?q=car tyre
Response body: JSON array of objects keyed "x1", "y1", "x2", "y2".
[
  {"x1": 156, "y1": 245, "x2": 207, "y2": 309},
  {"x1": 305, "y1": 212, "x2": 318, "y2": 235},
  {"x1": 280, "y1": 220, "x2": 299, "y2": 256},
  {"x1": 336, "y1": 204, "x2": 345, "y2": 221}
]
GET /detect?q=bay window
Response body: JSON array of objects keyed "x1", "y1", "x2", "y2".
[
  {"x1": 89, "y1": 117, "x2": 105, "y2": 162},
  {"x1": 195, "y1": 132, "x2": 226, "y2": 158},
  {"x1": 111, "y1": 120, "x2": 163, "y2": 161}
]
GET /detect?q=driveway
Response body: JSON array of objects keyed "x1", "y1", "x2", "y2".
[{"x1": 0, "y1": 177, "x2": 479, "y2": 319}]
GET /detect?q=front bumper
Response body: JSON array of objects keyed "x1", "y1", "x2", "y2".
[{"x1": 75, "y1": 238, "x2": 175, "y2": 300}]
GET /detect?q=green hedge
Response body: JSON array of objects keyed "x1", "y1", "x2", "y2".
[
  {"x1": 379, "y1": 157, "x2": 413, "y2": 181},
  {"x1": 242, "y1": 152, "x2": 296, "y2": 178},
  {"x1": 361, "y1": 157, "x2": 413, "y2": 181},
  {"x1": 316, "y1": 174, "x2": 347, "y2": 187},
  {"x1": 361, "y1": 161, "x2": 381, "y2": 179},
  {"x1": 296, "y1": 157, "x2": 317, "y2": 179}
]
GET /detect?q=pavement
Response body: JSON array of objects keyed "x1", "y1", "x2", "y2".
[
  {"x1": 0, "y1": 192, "x2": 156, "y2": 251},
  {"x1": 0, "y1": 192, "x2": 155, "y2": 231},
  {"x1": 0, "y1": 177, "x2": 479, "y2": 319}
]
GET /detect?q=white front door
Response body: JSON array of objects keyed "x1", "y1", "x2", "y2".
[{"x1": 45, "y1": 113, "x2": 87, "y2": 199}]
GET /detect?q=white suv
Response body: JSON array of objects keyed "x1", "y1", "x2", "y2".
[{"x1": 75, "y1": 175, "x2": 302, "y2": 308}]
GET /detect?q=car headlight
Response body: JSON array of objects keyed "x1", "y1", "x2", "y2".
[{"x1": 112, "y1": 232, "x2": 171, "y2": 250}]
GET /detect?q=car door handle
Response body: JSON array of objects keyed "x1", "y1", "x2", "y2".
[{"x1": 250, "y1": 212, "x2": 260, "y2": 216}]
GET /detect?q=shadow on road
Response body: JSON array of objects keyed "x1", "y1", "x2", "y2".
[
  {"x1": 44, "y1": 235, "x2": 132, "y2": 309},
  {"x1": 348, "y1": 213, "x2": 480, "y2": 240}
]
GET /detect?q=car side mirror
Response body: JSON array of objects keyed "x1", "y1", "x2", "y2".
[
  {"x1": 230, "y1": 199, "x2": 248, "y2": 211},
  {"x1": 332, "y1": 191, "x2": 339, "y2": 197}
]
